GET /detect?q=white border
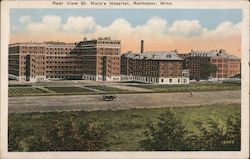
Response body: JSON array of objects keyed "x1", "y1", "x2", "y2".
[{"x1": 1, "y1": 0, "x2": 249, "y2": 159}]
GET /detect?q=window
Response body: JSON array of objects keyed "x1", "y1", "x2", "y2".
[
  {"x1": 161, "y1": 79, "x2": 164, "y2": 82},
  {"x1": 169, "y1": 79, "x2": 172, "y2": 83}
]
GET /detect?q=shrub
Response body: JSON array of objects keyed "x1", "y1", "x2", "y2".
[
  {"x1": 141, "y1": 112, "x2": 241, "y2": 151},
  {"x1": 141, "y1": 111, "x2": 190, "y2": 150},
  {"x1": 28, "y1": 119, "x2": 110, "y2": 151},
  {"x1": 191, "y1": 116, "x2": 240, "y2": 151}
]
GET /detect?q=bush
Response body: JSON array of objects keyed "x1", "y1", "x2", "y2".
[
  {"x1": 27, "y1": 120, "x2": 109, "y2": 151},
  {"x1": 192, "y1": 118, "x2": 228, "y2": 150},
  {"x1": 192, "y1": 116, "x2": 240, "y2": 151},
  {"x1": 141, "y1": 111, "x2": 190, "y2": 150},
  {"x1": 141, "y1": 112, "x2": 241, "y2": 151}
]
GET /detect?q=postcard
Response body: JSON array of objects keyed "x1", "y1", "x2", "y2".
[{"x1": 0, "y1": 0, "x2": 249, "y2": 159}]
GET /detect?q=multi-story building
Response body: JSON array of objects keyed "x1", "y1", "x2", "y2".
[
  {"x1": 120, "y1": 52, "x2": 136, "y2": 81},
  {"x1": 9, "y1": 42, "x2": 81, "y2": 82},
  {"x1": 121, "y1": 51, "x2": 189, "y2": 84},
  {"x1": 182, "y1": 49, "x2": 241, "y2": 80},
  {"x1": 76, "y1": 37, "x2": 121, "y2": 81},
  {"x1": 9, "y1": 37, "x2": 121, "y2": 82},
  {"x1": 44, "y1": 41, "x2": 82, "y2": 80}
]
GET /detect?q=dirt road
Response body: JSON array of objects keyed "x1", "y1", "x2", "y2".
[{"x1": 8, "y1": 90, "x2": 240, "y2": 113}]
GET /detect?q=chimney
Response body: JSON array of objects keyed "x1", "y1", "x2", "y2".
[{"x1": 141, "y1": 40, "x2": 144, "y2": 54}]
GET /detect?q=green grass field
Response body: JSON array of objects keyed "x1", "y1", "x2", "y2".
[
  {"x1": 45, "y1": 87, "x2": 93, "y2": 93},
  {"x1": 8, "y1": 103, "x2": 240, "y2": 151},
  {"x1": 8, "y1": 82, "x2": 240, "y2": 97},
  {"x1": 8, "y1": 85, "x2": 130, "y2": 96},
  {"x1": 129, "y1": 82, "x2": 240, "y2": 92},
  {"x1": 85, "y1": 85, "x2": 130, "y2": 93},
  {"x1": 8, "y1": 87, "x2": 48, "y2": 96}
]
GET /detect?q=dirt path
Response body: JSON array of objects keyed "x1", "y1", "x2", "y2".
[{"x1": 8, "y1": 90, "x2": 240, "y2": 113}]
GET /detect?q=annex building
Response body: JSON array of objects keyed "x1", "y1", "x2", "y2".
[
  {"x1": 181, "y1": 49, "x2": 241, "y2": 80},
  {"x1": 121, "y1": 51, "x2": 190, "y2": 84},
  {"x1": 9, "y1": 37, "x2": 121, "y2": 82}
]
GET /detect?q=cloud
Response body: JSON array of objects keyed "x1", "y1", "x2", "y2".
[
  {"x1": 235, "y1": 22, "x2": 241, "y2": 29},
  {"x1": 135, "y1": 16, "x2": 168, "y2": 38},
  {"x1": 11, "y1": 15, "x2": 241, "y2": 56},
  {"x1": 26, "y1": 15, "x2": 61, "y2": 33},
  {"x1": 169, "y1": 20, "x2": 202, "y2": 37},
  {"x1": 87, "y1": 16, "x2": 168, "y2": 40},
  {"x1": 62, "y1": 16, "x2": 96, "y2": 33},
  {"x1": 18, "y1": 15, "x2": 241, "y2": 40},
  {"x1": 93, "y1": 18, "x2": 133, "y2": 38},
  {"x1": 214, "y1": 21, "x2": 241, "y2": 36},
  {"x1": 200, "y1": 21, "x2": 241, "y2": 39},
  {"x1": 19, "y1": 16, "x2": 31, "y2": 24}
]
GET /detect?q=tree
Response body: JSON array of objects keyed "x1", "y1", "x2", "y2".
[
  {"x1": 141, "y1": 113, "x2": 241, "y2": 151},
  {"x1": 28, "y1": 119, "x2": 110, "y2": 151},
  {"x1": 224, "y1": 115, "x2": 241, "y2": 150},
  {"x1": 193, "y1": 118, "x2": 227, "y2": 150},
  {"x1": 193, "y1": 116, "x2": 241, "y2": 151},
  {"x1": 8, "y1": 124, "x2": 22, "y2": 151},
  {"x1": 200, "y1": 62, "x2": 217, "y2": 79},
  {"x1": 8, "y1": 124, "x2": 35, "y2": 151},
  {"x1": 141, "y1": 111, "x2": 190, "y2": 151}
]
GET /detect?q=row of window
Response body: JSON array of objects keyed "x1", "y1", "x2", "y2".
[
  {"x1": 46, "y1": 52, "x2": 71, "y2": 55},
  {"x1": 98, "y1": 52, "x2": 119, "y2": 55},
  {"x1": 21, "y1": 51, "x2": 44, "y2": 54},
  {"x1": 47, "y1": 76, "x2": 81, "y2": 78},
  {"x1": 46, "y1": 56, "x2": 78, "y2": 59},
  {"x1": 98, "y1": 41, "x2": 120, "y2": 45},
  {"x1": 45, "y1": 61, "x2": 80, "y2": 64},
  {"x1": 99, "y1": 48, "x2": 119, "y2": 51},
  {"x1": 186, "y1": 59, "x2": 210, "y2": 62},
  {"x1": 46, "y1": 71, "x2": 80, "y2": 74},
  {"x1": 133, "y1": 76, "x2": 186, "y2": 84},
  {"x1": 212, "y1": 59, "x2": 240, "y2": 63},
  {"x1": 22, "y1": 46, "x2": 44, "y2": 49},
  {"x1": 46, "y1": 66, "x2": 80, "y2": 68},
  {"x1": 161, "y1": 73, "x2": 181, "y2": 77},
  {"x1": 47, "y1": 47, "x2": 73, "y2": 51}
]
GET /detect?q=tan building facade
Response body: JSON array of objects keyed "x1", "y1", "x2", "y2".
[
  {"x1": 76, "y1": 37, "x2": 121, "y2": 81},
  {"x1": 9, "y1": 43, "x2": 49, "y2": 82},
  {"x1": 121, "y1": 51, "x2": 189, "y2": 84},
  {"x1": 9, "y1": 38, "x2": 121, "y2": 82},
  {"x1": 182, "y1": 49, "x2": 241, "y2": 80}
]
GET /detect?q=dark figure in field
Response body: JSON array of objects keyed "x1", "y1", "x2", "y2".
[{"x1": 190, "y1": 91, "x2": 194, "y2": 97}]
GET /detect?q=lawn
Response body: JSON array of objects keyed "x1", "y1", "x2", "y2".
[
  {"x1": 9, "y1": 84, "x2": 32, "y2": 87},
  {"x1": 85, "y1": 85, "x2": 130, "y2": 93},
  {"x1": 45, "y1": 86, "x2": 93, "y2": 94},
  {"x1": 8, "y1": 103, "x2": 240, "y2": 151},
  {"x1": 8, "y1": 86, "x2": 93, "y2": 96},
  {"x1": 8, "y1": 82, "x2": 240, "y2": 97},
  {"x1": 128, "y1": 82, "x2": 240, "y2": 92},
  {"x1": 8, "y1": 87, "x2": 48, "y2": 96}
]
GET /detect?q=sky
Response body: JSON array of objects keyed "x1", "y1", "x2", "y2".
[{"x1": 10, "y1": 9, "x2": 242, "y2": 56}]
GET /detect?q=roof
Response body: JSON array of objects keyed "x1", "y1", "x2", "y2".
[
  {"x1": 123, "y1": 51, "x2": 183, "y2": 61},
  {"x1": 123, "y1": 53, "x2": 138, "y2": 59},
  {"x1": 190, "y1": 49, "x2": 240, "y2": 59},
  {"x1": 9, "y1": 42, "x2": 76, "y2": 47}
]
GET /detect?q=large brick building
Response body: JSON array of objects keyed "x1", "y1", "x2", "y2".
[
  {"x1": 76, "y1": 37, "x2": 121, "y2": 81},
  {"x1": 9, "y1": 41, "x2": 80, "y2": 82},
  {"x1": 182, "y1": 49, "x2": 241, "y2": 80},
  {"x1": 121, "y1": 51, "x2": 189, "y2": 84},
  {"x1": 9, "y1": 37, "x2": 121, "y2": 82}
]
